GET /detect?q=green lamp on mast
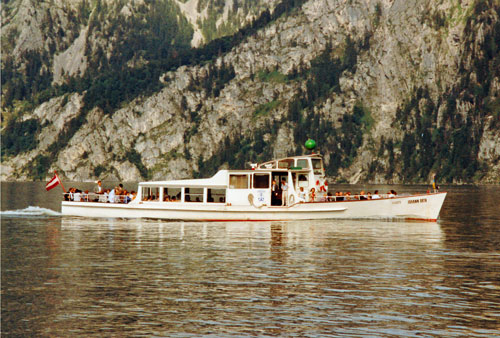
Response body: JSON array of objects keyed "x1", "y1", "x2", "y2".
[{"x1": 305, "y1": 139, "x2": 316, "y2": 151}]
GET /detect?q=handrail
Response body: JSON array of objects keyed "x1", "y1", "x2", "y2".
[{"x1": 63, "y1": 192, "x2": 133, "y2": 204}]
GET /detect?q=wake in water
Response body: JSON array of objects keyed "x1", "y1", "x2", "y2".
[{"x1": 0, "y1": 206, "x2": 61, "y2": 217}]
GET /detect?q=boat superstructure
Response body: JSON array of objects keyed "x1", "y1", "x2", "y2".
[{"x1": 61, "y1": 154, "x2": 447, "y2": 221}]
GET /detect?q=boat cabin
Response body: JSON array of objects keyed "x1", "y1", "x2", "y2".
[{"x1": 137, "y1": 154, "x2": 327, "y2": 206}]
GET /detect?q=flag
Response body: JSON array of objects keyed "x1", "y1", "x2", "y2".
[{"x1": 46, "y1": 174, "x2": 61, "y2": 191}]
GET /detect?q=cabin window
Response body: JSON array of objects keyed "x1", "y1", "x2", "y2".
[
  {"x1": 229, "y1": 174, "x2": 249, "y2": 189},
  {"x1": 185, "y1": 187, "x2": 204, "y2": 202},
  {"x1": 298, "y1": 174, "x2": 309, "y2": 188},
  {"x1": 163, "y1": 187, "x2": 181, "y2": 202},
  {"x1": 208, "y1": 189, "x2": 226, "y2": 203},
  {"x1": 278, "y1": 159, "x2": 293, "y2": 169},
  {"x1": 312, "y1": 158, "x2": 323, "y2": 175},
  {"x1": 142, "y1": 187, "x2": 159, "y2": 201},
  {"x1": 296, "y1": 159, "x2": 310, "y2": 169},
  {"x1": 253, "y1": 173, "x2": 270, "y2": 189}
]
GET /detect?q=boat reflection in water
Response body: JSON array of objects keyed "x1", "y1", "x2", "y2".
[
  {"x1": 60, "y1": 217, "x2": 444, "y2": 247},
  {"x1": 53, "y1": 217, "x2": 460, "y2": 337}
]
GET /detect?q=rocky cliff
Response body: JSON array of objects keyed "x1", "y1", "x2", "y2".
[{"x1": 2, "y1": 0, "x2": 500, "y2": 184}]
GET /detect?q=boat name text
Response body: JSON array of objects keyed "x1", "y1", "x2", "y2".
[{"x1": 408, "y1": 198, "x2": 427, "y2": 204}]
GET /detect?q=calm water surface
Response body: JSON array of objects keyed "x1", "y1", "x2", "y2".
[{"x1": 1, "y1": 183, "x2": 499, "y2": 337}]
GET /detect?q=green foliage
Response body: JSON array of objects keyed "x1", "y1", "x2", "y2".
[
  {"x1": 94, "y1": 165, "x2": 106, "y2": 178},
  {"x1": 253, "y1": 100, "x2": 281, "y2": 120},
  {"x1": 26, "y1": 155, "x2": 51, "y2": 180},
  {"x1": 1, "y1": 51, "x2": 53, "y2": 110},
  {"x1": 1, "y1": 118, "x2": 41, "y2": 157},
  {"x1": 257, "y1": 69, "x2": 288, "y2": 83},
  {"x1": 125, "y1": 149, "x2": 150, "y2": 180},
  {"x1": 200, "y1": 61, "x2": 236, "y2": 97},
  {"x1": 374, "y1": 2, "x2": 382, "y2": 27},
  {"x1": 431, "y1": 10, "x2": 446, "y2": 29},
  {"x1": 353, "y1": 101, "x2": 374, "y2": 132},
  {"x1": 195, "y1": 33, "x2": 367, "y2": 178},
  {"x1": 47, "y1": 110, "x2": 87, "y2": 156},
  {"x1": 22, "y1": 0, "x2": 307, "y2": 120},
  {"x1": 388, "y1": 6, "x2": 500, "y2": 184}
]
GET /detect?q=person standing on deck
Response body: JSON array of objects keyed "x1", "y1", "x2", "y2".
[
  {"x1": 281, "y1": 179, "x2": 288, "y2": 206},
  {"x1": 94, "y1": 180, "x2": 103, "y2": 194},
  {"x1": 432, "y1": 174, "x2": 439, "y2": 193},
  {"x1": 271, "y1": 179, "x2": 279, "y2": 205}
]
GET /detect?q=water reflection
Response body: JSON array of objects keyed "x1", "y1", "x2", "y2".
[
  {"x1": 42, "y1": 218, "x2": 459, "y2": 337},
  {"x1": 3, "y1": 186, "x2": 500, "y2": 338}
]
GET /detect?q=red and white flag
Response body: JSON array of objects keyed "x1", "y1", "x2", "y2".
[{"x1": 45, "y1": 173, "x2": 61, "y2": 191}]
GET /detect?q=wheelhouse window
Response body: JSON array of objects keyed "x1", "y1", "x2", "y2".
[
  {"x1": 208, "y1": 189, "x2": 226, "y2": 203},
  {"x1": 259, "y1": 161, "x2": 276, "y2": 169},
  {"x1": 163, "y1": 187, "x2": 181, "y2": 202},
  {"x1": 253, "y1": 173, "x2": 270, "y2": 189},
  {"x1": 229, "y1": 174, "x2": 249, "y2": 189},
  {"x1": 278, "y1": 159, "x2": 293, "y2": 169},
  {"x1": 312, "y1": 158, "x2": 323, "y2": 175},
  {"x1": 142, "y1": 187, "x2": 159, "y2": 201},
  {"x1": 296, "y1": 159, "x2": 310, "y2": 169},
  {"x1": 185, "y1": 187, "x2": 204, "y2": 202}
]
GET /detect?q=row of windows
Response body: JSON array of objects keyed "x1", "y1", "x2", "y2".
[
  {"x1": 258, "y1": 158, "x2": 323, "y2": 174},
  {"x1": 229, "y1": 173, "x2": 269, "y2": 189},
  {"x1": 141, "y1": 187, "x2": 226, "y2": 203}
]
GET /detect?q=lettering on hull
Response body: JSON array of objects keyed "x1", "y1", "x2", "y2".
[{"x1": 408, "y1": 198, "x2": 427, "y2": 204}]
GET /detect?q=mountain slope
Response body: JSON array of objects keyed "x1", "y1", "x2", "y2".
[{"x1": 1, "y1": 0, "x2": 499, "y2": 184}]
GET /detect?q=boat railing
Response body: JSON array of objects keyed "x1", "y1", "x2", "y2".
[
  {"x1": 63, "y1": 192, "x2": 133, "y2": 204},
  {"x1": 314, "y1": 192, "x2": 416, "y2": 202}
]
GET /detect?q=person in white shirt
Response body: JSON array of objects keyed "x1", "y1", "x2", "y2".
[
  {"x1": 108, "y1": 188, "x2": 116, "y2": 203},
  {"x1": 372, "y1": 190, "x2": 381, "y2": 199},
  {"x1": 281, "y1": 179, "x2": 288, "y2": 206},
  {"x1": 298, "y1": 187, "x2": 307, "y2": 202},
  {"x1": 94, "y1": 180, "x2": 103, "y2": 194},
  {"x1": 73, "y1": 189, "x2": 82, "y2": 202}
]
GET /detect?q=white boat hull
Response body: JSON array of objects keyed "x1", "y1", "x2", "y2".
[{"x1": 61, "y1": 192, "x2": 447, "y2": 222}]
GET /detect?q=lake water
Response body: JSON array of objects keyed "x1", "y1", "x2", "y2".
[{"x1": 1, "y1": 182, "x2": 499, "y2": 337}]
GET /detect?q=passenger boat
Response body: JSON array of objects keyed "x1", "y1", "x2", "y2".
[{"x1": 61, "y1": 154, "x2": 447, "y2": 221}]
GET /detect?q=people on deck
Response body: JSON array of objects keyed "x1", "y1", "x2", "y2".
[
  {"x1": 83, "y1": 190, "x2": 90, "y2": 202},
  {"x1": 115, "y1": 184, "x2": 124, "y2": 196},
  {"x1": 108, "y1": 187, "x2": 116, "y2": 203},
  {"x1": 309, "y1": 187, "x2": 316, "y2": 202},
  {"x1": 359, "y1": 190, "x2": 367, "y2": 200},
  {"x1": 298, "y1": 187, "x2": 307, "y2": 202},
  {"x1": 281, "y1": 179, "x2": 288, "y2": 206},
  {"x1": 94, "y1": 180, "x2": 103, "y2": 194},
  {"x1": 73, "y1": 189, "x2": 82, "y2": 202},
  {"x1": 432, "y1": 174, "x2": 439, "y2": 193}
]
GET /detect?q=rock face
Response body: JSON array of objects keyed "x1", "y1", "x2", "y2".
[{"x1": 1, "y1": 0, "x2": 500, "y2": 184}]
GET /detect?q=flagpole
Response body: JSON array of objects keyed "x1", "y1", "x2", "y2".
[{"x1": 54, "y1": 171, "x2": 67, "y2": 193}]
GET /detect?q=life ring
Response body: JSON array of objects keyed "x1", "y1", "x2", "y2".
[
  {"x1": 319, "y1": 179, "x2": 328, "y2": 192},
  {"x1": 289, "y1": 194, "x2": 295, "y2": 205}
]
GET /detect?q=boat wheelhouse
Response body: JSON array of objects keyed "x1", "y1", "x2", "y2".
[{"x1": 61, "y1": 154, "x2": 447, "y2": 221}]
